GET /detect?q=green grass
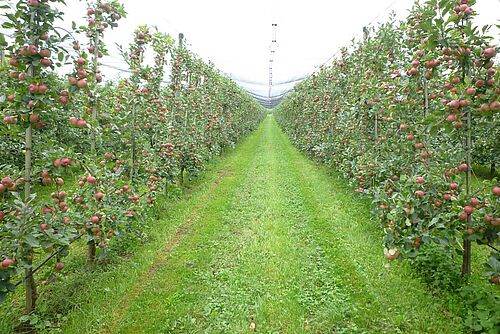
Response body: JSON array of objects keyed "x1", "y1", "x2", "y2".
[{"x1": 2, "y1": 116, "x2": 490, "y2": 333}]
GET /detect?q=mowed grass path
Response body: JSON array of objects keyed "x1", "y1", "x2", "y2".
[{"x1": 61, "y1": 116, "x2": 463, "y2": 333}]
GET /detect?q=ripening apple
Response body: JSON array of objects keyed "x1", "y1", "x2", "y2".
[
  {"x1": 87, "y1": 176, "x2": 97, "y2": 184},
  {"x1": 77, "y1": 69, "x2": 87, "y2": 78},
  {"x1": 385, "y1": 249, "x2": 400, "y2": 261},
  {"x1": 39, "y1": 49, "x2": 51, "y2": 58},
  {"x1": 77, "y1": 119, "x2": 87, "y2": 128},
  {"x1": 27, "y1": 45, "x2": 38, "y2": 55},
  {"x1": 61, "y1": 157, "x2": 70, "y2": 166},
  {"x1": 38, "y1": 84, "x2": 47, "y2": 94},
  {"x1": 458, "y1": 212, "x2": 468, "y2": 221},
  {"x1": 68, "y1": 76, "x2": 78, "y2": 85},
  {"x1": 29, "y1": 113, "x2": 40, "y2": 123},
  {"x1": 95, "y1": 192, "x2": 104, "y2": 200},
  {"x1": 41, "y1": 223, "x2": 48, "y2": 231},
  {"x1": 464, "y1": 206, "x2": 474, "y2": 215},
  {"x1": 483, "y1": 47, "x2": 496, "y2": 59},
  {"x1": 493, "y1": 186, "x2": 500, "y2": 196},
  {"x1": 90, "y1": 216, "x2": 99, "y2": 223},
  {"x1": 465, "y1": 87, "x2": 476, "y2": 95},
  {"x1": 447, "y1": 100, "x2": 460, "y2": 109},
  {"x1": 59, "y1": 95, "x2": 69, "y2": 104},
  {"x1": 490, "y1": 101, "x2": 500, "y2": 111},
  {"x1": 55, "y1": 262, "x2": 64, "y2": 271},
  {"x1": 2, "y1": 177, "x2": 13, "y2": 187},
  {"x1": 416, "y1": 176, "x2": 425, "y2": 184},
  {"x1": 459, "y1": 163, "x2": 468, "y2": 172},
  {"x1": 69, "y1": 117, "x2": 78, "y2": 126},
  {"x1": 470, "y1": 198, "x2": 480, "y2": 207},
  {"x1": 28, "y1": 83, "x2": 39, "y2": 94},
  {"x1": 1, "y1": 258, "x2": 14, "y2": 268},
  {"x1": 479, "y1": 103, "x2": 490, "y2": 112},
  {"x1": 40, "y1": 58, "x2": 52, "y2": 67},
  {"x1": 415, "y1": 190, "x2": 425, "y2": 197},
  {"x1": 77, "y1": 79, "x2": 88, "y2": 88}
]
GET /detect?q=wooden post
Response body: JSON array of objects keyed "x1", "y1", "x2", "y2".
[
  {"x1": 24, "y1": 12, "x2": 37, "y2": 313},
  {"x1": 423, "y1": 78, "x2": 429, "y2": 117},
  {"x1": 461, "y1": 61, "x2": 472, "y2": 275},
  {"x1": 90, "y1": 29, "x2": 100, "y2": 154},
  {"x1": 177, "y1": 33, "x2": 186, "y2": 187},
  {"x1": 461, "y1": 106, "x2": 472, "y2": 275},
  {"x1": 131, "y1": 104, "x2": 136, "y2": 182}
]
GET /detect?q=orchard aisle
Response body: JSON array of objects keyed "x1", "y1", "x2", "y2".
[{"x1": 63, "y1": 116, "x2": 462, "y2": 333}]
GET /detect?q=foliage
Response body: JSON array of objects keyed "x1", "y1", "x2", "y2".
[{"x1": 0, "y1": 0, "x2": 265, "y2": 316}]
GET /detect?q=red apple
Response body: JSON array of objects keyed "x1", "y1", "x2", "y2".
[
  {"x1": 77, "y1": 119, "x2": 87, "y2": 128},
  {"x1": 464, "y1": 206, "x2": 474, "y2": 215},
  {"x1": 39, "y1": 49, "x2": 51, "y2": 58},
  {"x1": 29, "y1": 113, "x2": 40, "y2": 123},
  {"x1": 1, "y1": 258, "x2": 14, "y2": 268},
  {"x1": 465, "y1": 87, "x2": 476, "y2": 96},
  {"x1": 470, "y1": 198, "x2": 480, "y2": 207},
  {"x1": 40, "y1": 58, "x2": 52, "y2": 67},
  {"x1": 77, "y1": 79, "x2": 88, "y2": 88},
  {"x1": 415, "y1": 190, "x2": 425, "y2": 197},
  {"x1": 483, "y1": 47, "x2": 496, "y2": 59},
  {"x1": 59, "y1": 95, "x2": 69, "y2": 104}
]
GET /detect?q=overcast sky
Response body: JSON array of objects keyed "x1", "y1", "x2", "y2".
[{"x1": 2, "y1": 0, "x2": 499, "y2": 99}]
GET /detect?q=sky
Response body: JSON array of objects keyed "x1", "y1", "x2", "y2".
[{"x1": 1, "y1": 0, "x2": 499, "y2": 102}]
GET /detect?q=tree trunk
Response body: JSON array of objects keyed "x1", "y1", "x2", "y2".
[
  {"x1": 88, "y1": 240, "x2": 96, "y2": 264},
  {"x1": 24, "y1": 256, "x2": 37, "y2": 313},
  {"x1": 461, "y1": 98, "x2": 472, "y2": 276}
]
